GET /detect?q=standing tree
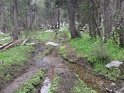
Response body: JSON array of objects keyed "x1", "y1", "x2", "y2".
[
  {"x1": 12, "y1": 0, "x2": 18, "y2": 41},
  {"x1": 68, "y1": 0, "x2": 81, "y2": 38}
]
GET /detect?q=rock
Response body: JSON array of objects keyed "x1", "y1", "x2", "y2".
[
  {"x1": 115, "y1": 87, "x2": 124, "y2": 93},
  {"x1": 106, "y1": 61, "x2": 123, "y2": 68},
  {"x1": 45, "y1": 30, "x2": 53, "y2": 32},
  {"x1": 46, "y1": 42, "x2": 59, "y2": 47},
  {"x1": 0, "y1": 31, "x2": 4, "y2": 34}
]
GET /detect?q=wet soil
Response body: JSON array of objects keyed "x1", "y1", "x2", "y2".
[
  {"x1": 0, "y1": 42, "x2": 47, "y2": 93},
  {"x1": 0, "y1": 41, "x2": 124, "y2": 93},
  {"x1": 40, "y1": 49, "x2": 77, "y2": 93},
  {"x1": 61, "y1": 45, "x2": 124, "y2": 93}
]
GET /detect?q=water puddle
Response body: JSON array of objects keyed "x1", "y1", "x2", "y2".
[{"x1": 40, "y1": 77, "x2": 51, "y2": 93}]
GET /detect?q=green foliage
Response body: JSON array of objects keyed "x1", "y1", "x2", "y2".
[
  {"x1": 89, "y1": 42, "x2": 111, "y2": 64},
  {"x1": 59, "y1": 45, "x2": 67, "y2": 59},
  {"x1": 94, "y1": 63, "x2": 121, "y2": 81},
  {"x1": 0, "y1": 45, "x2": 33, "y2": 84},
  {"x1": 69, "y1": 33, "x2": 124, "y2": 80},
  {"x1": 0, "y1": 33, "x2": 12, "y2": 44},
  {"x1": 73, "y1": 77, "x2": 96, "y2": 93},
  {"x1": 48, "y1": 76, "x2": 60, "y2": 93},
  {"x1": 22, "y1": 30, "x2": 54, "y2": 41},
  {"x1": 16, "y1": 70, "x2": 45, "y2": 93}
]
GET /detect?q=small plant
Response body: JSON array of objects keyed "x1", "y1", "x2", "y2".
[
  {"x1": 90, "y1": 42, "x2": 111, "y2": 64},
  {"x1": 59, "y1": 45, "x2": 67, "y2": 59},
  {"x1": 48, "y1": 76, "x2": 60, "y2": 93},
  {"x1": 16, "y1": 70, "x2": 45, "y2": 93},
  {"x1": 73, "y1": 77, "x2": 96, "y2": 93}
]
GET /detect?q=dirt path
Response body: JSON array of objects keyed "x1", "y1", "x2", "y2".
[
  {"x1": 1, "y1": 41, "x2": 124, "y2": 93},
  {"x1": 0, "y1": 42, "x2": 47, "y2": 93},
  {"x1": 0, "y1": 67, "x2": 39, "y2": 93},
  {"x1": 40, "y1": 49, "x2": 77, "y2": 93}
]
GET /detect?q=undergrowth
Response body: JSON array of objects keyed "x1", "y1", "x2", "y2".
[
  {"x1": 72, "y1": 75, "x2": 96, "y2": 93},
  {"x1": 0, "y1": 45, "x2": 33, "y2": 87},
  {"x1": 48, "y1": 75, "x2": 60, "y2": 93},
  {"x1": 69, "y1": 33, "x2": 124, "y2": 80},
  {"x1": 16, "y1": 70, "x2": 45, "y2": 93}
]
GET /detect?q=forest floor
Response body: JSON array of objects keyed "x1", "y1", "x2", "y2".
[{"x1": 0, "y1": 29, "x2": 124, "y2": 93}]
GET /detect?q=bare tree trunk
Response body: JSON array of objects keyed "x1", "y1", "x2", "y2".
[
  {"x1": 119, "y1": 0, "x2": 124, "y2": 47},
  {"x1": 89, "y1": 0, "x2": 97, "y2": 38},
  {"x1": 68, "y1": 0, "x2": 81, "y2": 38},
  {"x1": 103, "y1": 0, "x2": 112, "y2": 43},
  {"x1": 27, "y1": 0, "x2": 32, "y2": 29},
  {"x1": 12, "y1": 0, "x2": 18, "y2": 41},
  {"x1": 57, "y1": 8, "x2": 60, "y2": 29}
]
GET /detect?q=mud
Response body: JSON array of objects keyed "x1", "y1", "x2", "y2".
[
  {"x1": 0, "y1": 42, "x2": 47, "y2": 93},
  {"x1": 1, "y1": 41, "x2": 124, "y2": 93},
  {"x1": 40, "y1": 48, "x2": 78, "y2": 93}
]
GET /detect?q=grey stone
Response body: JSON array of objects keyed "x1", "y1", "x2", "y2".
[{"x1": 106, "y1": 61, "x2": 123, "y2": 68}]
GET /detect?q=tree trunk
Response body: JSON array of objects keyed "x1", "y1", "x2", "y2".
[
  {"x1": 89, "y1": 0, "x2": 97, "y2": 38},
  {"x1": 57, "y1": 8, "x2": 60, "y2": 29},
  {"x1": 68, "y1": 0, "x2": 81, "y2": 38},
  {"x1": 119, "y1": 31, "x2": 124, "y2": 48},
  {"x1": 12, "y1": 0, "x2": 18, "y2": 41},
  {"x1": 103, "y1": 0, "x2": 112, "y2": 43}
]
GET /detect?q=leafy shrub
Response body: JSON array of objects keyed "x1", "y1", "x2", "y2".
[{"x1": 90, "y1": 42, "x2": 111, "y2": 64}]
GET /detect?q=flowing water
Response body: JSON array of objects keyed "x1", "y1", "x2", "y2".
[{"x1": 40, "y1": 77, "x2": 51, "y2": 93}]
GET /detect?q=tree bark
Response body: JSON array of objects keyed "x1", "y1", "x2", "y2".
[
  {"x1": 103, "y1": 0, "x2": 112, "y2": 43},
  {"x1": 12, "y1": 0, "x2": 18, "y2": 41},
  {"x1": 68, "y1": 0, "x2": 81, "y2": 38}
]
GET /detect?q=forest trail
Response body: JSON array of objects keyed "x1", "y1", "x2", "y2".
[
  {"x1": 0, "y1": 42, "x2": 78, "y2": 93},
  {"x1": 0, "y1": 42, "x2": 46, "y2": 93},
  {"x1": 40, "y1": 48, "x2": 77, "y2": 93},
  {"x1": 0, "y1": 41, "x2": 124, "y2": 93},
  {"x1": 0, "y1": 67, "x2": 39, "y2": 93}
]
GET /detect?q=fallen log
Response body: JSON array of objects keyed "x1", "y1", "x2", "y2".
[
  {"x1": 0, "y1": 42, "x2": 13, "y2": 50},
  {"x1": 0, "y1": 40, "x2": 22, "y2": 51}
]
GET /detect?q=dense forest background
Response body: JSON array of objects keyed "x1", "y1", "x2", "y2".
[
  {"x1": 0, "y1": 0, "x2": 124, "y2": 93},
  {"x1": 0, "y1": 0, "x2": 124, "y2": 47}
]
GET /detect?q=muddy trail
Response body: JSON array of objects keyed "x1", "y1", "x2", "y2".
[
  {"x1": 0, "y1": 42, "x2": 124, "y2": 93},
  {"x1": 36, "y1": 45, "x2": 124, "y2": 93},
  {"x1": 0, "y1": 42, "x2": 46, "y2": 93}
]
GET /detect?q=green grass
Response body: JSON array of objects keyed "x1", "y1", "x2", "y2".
[
  {"x1": 0, "y1": 45, "x2": 34, "y2": 86},
  {"x1": 22, "y1": 30, "x2": 54, "y2": 42},
  {"x1": 72, "y1": 76, "x2": 96, "y2": 93},
  {"x1": 0, "y1": 33, "x2": 12, "y2": 44},
  {"x1": 69, "y1": 33, "x2": 124, "y2": 80},
  {"x1": 16, "y1": 70, "x2": 45, "y2": 93},
  {"x1": 48, "y1": 76, "x2": 60, "y2": 93}
]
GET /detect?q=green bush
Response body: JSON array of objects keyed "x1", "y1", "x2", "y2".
[{"x1": 90, "y1": 42, "x2": 111, "y2": 64}]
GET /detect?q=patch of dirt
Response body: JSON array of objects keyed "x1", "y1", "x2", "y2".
[{"x1": 40, "y1": 48, "x2": 78, "y2": 93}]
